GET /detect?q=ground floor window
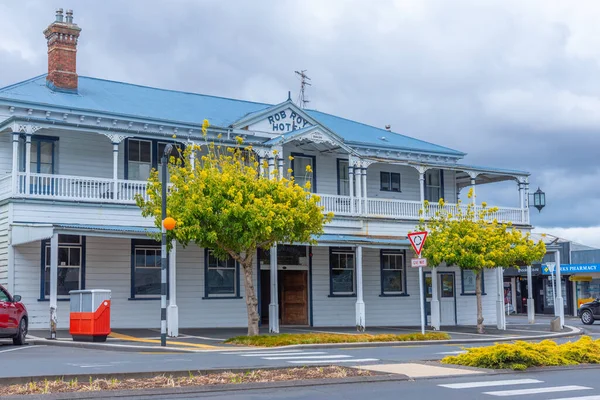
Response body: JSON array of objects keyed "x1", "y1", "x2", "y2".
[
  {"x1": 330, "y1": 247, "x2": 355, "y2": 296},
  {"x1": 131, "y1": 239, "x2": 163, "y2": 298},
  {"x1": 205, "y1": 250, "x2": 239, "y2": 298},
  {"x1": 461, "y1": 269, "x2": 485, "y2": 295},
  {"x1": 380, "y1": 250, "x2": 406, "y2": 295},
  {"x1": 41, "y1": 235, "x2": 85, "y2": 299}
]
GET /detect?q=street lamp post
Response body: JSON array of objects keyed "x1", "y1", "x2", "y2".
[
  {"x1": 525, "y1": 186, "x2": 546, "y2": 325},
  {"x1": 160, "y1": 144, "x2": 173, "y2": 347}
]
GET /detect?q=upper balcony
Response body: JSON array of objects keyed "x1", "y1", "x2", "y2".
[
  {"x1": 0, "y1": 119, "x2": 531, "y2": 227},
  {"x1": 0, "y1": 172, "x2": 529, "y2": 225}
]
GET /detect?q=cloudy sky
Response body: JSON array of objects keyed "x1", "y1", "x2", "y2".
[{"x1": 1, "y1": 0, "x2": 599, "y2": 246}]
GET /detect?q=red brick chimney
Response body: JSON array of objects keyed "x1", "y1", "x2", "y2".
[{"x1": 44, "y1": 9, "x2": 82, "y2": 92}]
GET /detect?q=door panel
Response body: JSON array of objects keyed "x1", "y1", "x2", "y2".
[
  {"x1": 440, "y1": 273, "x2": 456, "y2": 325},
  {"x1": 282, "y1": 271, "x2": 308, "y2": 325}
]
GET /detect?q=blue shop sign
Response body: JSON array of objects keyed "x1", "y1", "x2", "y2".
[{"x1": 541, "y1": 264, "x2": 600, "y2": 275}]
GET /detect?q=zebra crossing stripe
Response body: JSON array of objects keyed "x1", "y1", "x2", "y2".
[
  {"x1": 439, "y1": 379, "x2": 543, "y2": 389},
  {"x1": 221, "y1": 350, "x2": 302, "y2": 355},
  {"x1": 287, "y1": 358, "x2": 379, "y2": 364},
  {"x1": 263, "y1": 355, "x2": 352, "y2": 360},
  {"x1": 550, "y1": 396, "x2": 600, "y2": 400},
  {"x1": 484, "y1": 385, "x2": 592, "y2": 397},
  {"x1": 240, "y1": 352, "x2": 327, "y2": 357}
]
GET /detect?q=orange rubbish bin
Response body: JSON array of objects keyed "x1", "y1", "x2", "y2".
[{"x1": 69, "y1": 289, "x2": 111, "y2": 342}]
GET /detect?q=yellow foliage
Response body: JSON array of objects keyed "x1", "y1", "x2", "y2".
[{"x1": 442, "y1": 336, "x2": 600, "y2": 370}]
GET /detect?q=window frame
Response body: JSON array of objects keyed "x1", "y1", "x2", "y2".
[
  {"x1": 380, "y1": 171, "x2": 401, "y2": 192},
  {"x1": 124, "y1": 138, "x2": 184, "y2": 181},
  {"x1": 329, "y1": 247, "x2": 356, "y2": 297},
  {"x1": 291, "y1": 152, "x2": 317, "y2": 192},
  {"x1": 379, "y1": 249, "x2": 408, "y2": 296},
  {"x1": 130, "y1": 239, "x2": 168, "y2": 300},
  {"x1": 203, "y1": 249, "x2": 241, "y2": 299},
  {"x1": 460, "y1": 269, "x2": 486, "y2": 295},
  {"x1": 424, "y1": 169, "x2": 445, "y2": 202},
  {"x1": 337, "y1": 159, "x2": 352, "y2": 196},
  {"x1": 20, "y1": 135, "x2": 58, "y2": 174},
  {"x1": 39, "y1": 235, "x2": 86, "y2": 301}
]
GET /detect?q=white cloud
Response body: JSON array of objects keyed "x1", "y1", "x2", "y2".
[{"x1": 534, "y1": 226, "x2": 600, "y2": 249}]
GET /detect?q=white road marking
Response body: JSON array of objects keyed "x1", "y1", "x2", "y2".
[
  {"x1": 435, "y1": 351, "x2": 467, "y2": 355},
  {"x1": 78, "y1": 365, "x2": 114, "y2": 368},
  {"x1": 263, "y1": 355, "x2": 352, "y2": 360},
  {"x1": 287, "y1": 358, "x2": 379, "y2": 364},
  {"x1": 221, "y1": 350, "x2": 302, "y2": 355},
  {"x1": 439, "y1": 379, "x2": 543, "y2": 389},
  {"x1": 484, "y1": 385, "x2": 592, "y2": 397},
  {"x1": 0, "y1": 345, "x2": 44, "y2": 354},
  {"x1": 240, "y1": 352, "x2": 326, "y2": 357},
  {"x1": 551, "y1": 396, "x2": 600, "y2": 400}
]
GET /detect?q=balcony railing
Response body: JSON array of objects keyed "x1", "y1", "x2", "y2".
[
  {"x1": 0, "y1": 173, "x2": 529, "y2": 225},
  {"x1": 12, "y1": 173, "x2": 150, "y2": 204}
]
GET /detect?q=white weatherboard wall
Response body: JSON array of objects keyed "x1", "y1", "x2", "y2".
[
  {"x1": 311, "y1": 246, "x2": 498, "y2": 327},
  {"x1": 13, "y1": 236, "x2": 255, "y2": 330},
  {"x1": 0, "y1": 204, "x2": 9, "y2": 287}
]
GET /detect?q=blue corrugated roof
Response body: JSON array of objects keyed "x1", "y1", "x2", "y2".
[
  {"x1": 0, "y1": 74, "x2": 463, "y2": 156},
  {"x1": 314, "y1": 234, "x2": 409, "y2": 246},
  {"x1": 306, "y1": 110, "x2": 465, "y2": 156},
  {"x1": 54, "y1": 223, "x2": 159, "y2": 234},
  {"x1": 0, "y1": 75, "x2": 271, "y2": 127}
]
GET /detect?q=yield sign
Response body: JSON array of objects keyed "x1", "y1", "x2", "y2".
[{"x1": 408, "y1": 231, "x2": 428, "y2": 256}]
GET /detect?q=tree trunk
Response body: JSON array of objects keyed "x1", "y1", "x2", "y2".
[
  {"x1": 475, "y1": 270, "x2": 485, "y2": 334},
  {"x1": 241, "y1": 257, "x2": 260, "y2": 336}
]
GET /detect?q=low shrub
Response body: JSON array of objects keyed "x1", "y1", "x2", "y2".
[
  {"x1": 442, "y1": 336, "x2": 600, "y2": 370},
  {"x1": 225, "y1": 332, "x2": 450, "y2": 347}
]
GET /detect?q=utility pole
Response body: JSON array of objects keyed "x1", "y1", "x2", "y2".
[{"x1": 295, "y1": 70, "x2": 311, "y2": 109}]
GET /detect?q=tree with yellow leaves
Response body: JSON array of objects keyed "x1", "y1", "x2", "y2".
[
  {"x1": 137, "y1": 121, "x2": 332, "y2": 336},
  {"x1": 416, "y1": 190, "x2": 545, "y2": 334}
]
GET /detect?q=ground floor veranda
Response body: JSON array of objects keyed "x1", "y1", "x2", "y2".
[{"x1": 8, "y1": 224, "x2": 502, "y2": 334}]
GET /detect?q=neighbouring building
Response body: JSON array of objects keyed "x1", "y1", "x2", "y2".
[
  {"x1": 0, "y1": 10, "x2": 536, "y2": 333},
  {"x1": 504, "y1": 233, "x2": 598, "y2": 317}
]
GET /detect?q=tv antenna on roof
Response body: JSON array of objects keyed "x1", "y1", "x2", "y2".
[{"x1": 295, "y1": 70, "x2": 311, "y2": 109}]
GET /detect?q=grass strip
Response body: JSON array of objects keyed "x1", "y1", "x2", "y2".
[
  {"x1": 225, "y1": 332, "x2": 450, "y2": 347},
  {"x1": 442, "y1": 335, "x2": 600, "y2": 370},
  {"x1": 1, "y1": 366, "x2": 372, "y2": 396}
]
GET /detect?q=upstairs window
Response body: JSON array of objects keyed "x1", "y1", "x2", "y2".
[
  {"x1": 338, "y1": 160, "x2": 350, "y2": 196},
  {"x1": 425, "y1": 169, "x2": 443, "y2": 202},
  {"x1": 380, "y1": 172, "x2": 401, "y2": 192},
  {"x1": 127, "y1": 139, "x2": 152, "y2": 181},
  {"x1": 126, "y1": 139, "x2": 183, "y2": 181},
  {"x1": 292, "y1": 154, "x2": 316, "y2": 192}
]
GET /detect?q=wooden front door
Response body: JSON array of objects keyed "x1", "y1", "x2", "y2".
[{"x1": 282, "y1": 271, "x2": 308, "y2": 325}]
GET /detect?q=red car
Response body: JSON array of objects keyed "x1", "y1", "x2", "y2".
[{"x1": 0, "y1": 284, "x2": 28, "y2": 345}]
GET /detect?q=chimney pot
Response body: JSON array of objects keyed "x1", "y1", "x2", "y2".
[
  {"x1": 66, "y1": 9, "x2": 73, "y2": 24},
  {"x1": 55, "y1": 8, "x2": 64, "y2": 22}
]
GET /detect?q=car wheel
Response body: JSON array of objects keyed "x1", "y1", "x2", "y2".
[
  {"x1": 581, "y1": 310, "x2": 595, "y2": 325},
  {"x1": 13, "y1": 319, "x2": 27, "y2": 346}
]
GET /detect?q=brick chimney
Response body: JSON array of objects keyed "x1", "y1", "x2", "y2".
[{"x1": 44, "y1": 9, "x2": 82, "y2": 93}]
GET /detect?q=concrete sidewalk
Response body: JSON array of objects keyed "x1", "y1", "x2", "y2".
[{"x1": 27, "y1": 318, "x2": 583, "y2": 353}]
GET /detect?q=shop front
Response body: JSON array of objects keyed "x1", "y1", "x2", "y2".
[{"x1": 564, "y1": 264, "x2": 600, "y2": 310}]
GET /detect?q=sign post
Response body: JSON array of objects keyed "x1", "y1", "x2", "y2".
[{"x1": 408, "y1": 231, "x2": 428, "y2": 335}]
